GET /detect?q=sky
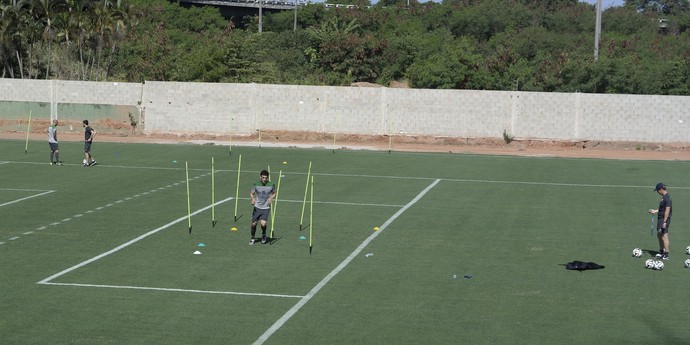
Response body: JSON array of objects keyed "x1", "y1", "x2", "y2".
[{"x1": 580, "y1": 0, "x2": 623, "y2": 8}]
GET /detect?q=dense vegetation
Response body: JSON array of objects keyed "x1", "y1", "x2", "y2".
[{"x1": 1, "y1": 0, "x2": 689, "y2": 94}]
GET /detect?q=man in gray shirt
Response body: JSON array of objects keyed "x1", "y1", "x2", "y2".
[
  {"x1": 250, "y1": 170, "x2": 276, "y2": 245},
  {"x1": 47, "y1": 119, "x2": 62, "y2": 165}
]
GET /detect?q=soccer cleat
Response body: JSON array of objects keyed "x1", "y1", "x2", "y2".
[
  {"x1": 249, "y1": 238, "x2": 256, "y2": 245},
  {"x1": 57, "y1": 161, "x2": 63, "y2": 166},
  {"x1": 261, "y1": 237, "x2": 267, "y2": 244},
  {"x1": 89, "y1": 160, "x2": 97, "y2": 166},
  {"x1": 655, "y1": 252, "x2": 664, "y2": 258},
  {"x1": 662, "y1": 253, "x2": 669, "y2": 260}
]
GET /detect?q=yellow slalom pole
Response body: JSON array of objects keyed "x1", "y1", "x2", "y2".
[
  {"x1": 257, "y1": 111, "x2": 262, "y2": 148},
  {"x1": 299, "y1": 161, "x2": 312, "y2": 230},
  {"x1": 229, "y1": 116, "x2": 233, "y2": 155},
  {"x1": 309, "y1": 175, "x2": 314, "y2": 255},
  {"x1": 186, "y1": 161, "x2": 192, "y2": 234},
  {"x1": 332, "y1": 114, "x2": 339, "y2": 154},
  {"x1": 388, "y1": 112, "x2": 394, "y2": 154},
  {"x1": 270, "y1": 169, "x2": 282, "y2": 239},
  {"x1": 233, "y1": 154, "x2": 242, "y2": 222},
  {"x1": 24, "y1": 110, "x2": 32, "y2": 154},
  {"x1": 211, "y1": 157, "x2": 216, "y2": 227}
]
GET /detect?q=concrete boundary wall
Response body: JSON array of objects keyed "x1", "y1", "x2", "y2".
[{"x1": 1, "y1": 78, "x2": 688, "y2": 143}]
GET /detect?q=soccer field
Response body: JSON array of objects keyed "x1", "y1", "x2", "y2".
[{"x1": 1, "y1": 139, "x2": 689, "y2": 344}]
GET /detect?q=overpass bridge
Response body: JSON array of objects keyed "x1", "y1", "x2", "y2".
[
  {"x1": 178, "y1": 0, "x2": 362, "y2": 30},
  {"x1": 180, "y1": 0, "x2": 302, "y2": 11},
  {"x1": 178, "y1": 0, "x2": 361, "y2": 16}
]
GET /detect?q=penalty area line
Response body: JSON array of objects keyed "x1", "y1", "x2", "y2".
[
  {"x1": 0, "y1": 190, "x2": 55, "y2": 208},
  {"x1": 39, "y1": 282, "x2": 303, "y2": 299},
  {"x1": 253, "y1": 179, "x2": 441, "y2": 345},
  {"x1": 37, "y1": 196, "x2": 235, "y2": 285}
]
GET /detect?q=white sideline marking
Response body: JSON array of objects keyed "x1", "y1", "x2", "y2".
[
  {"x1": 253, "y1": 179, "x2": 441, "y2": 345},
  {"x1": 36, "y1": 226, "x2": 47, "y2": 230},
  {"x1": 9, "y1": 237, "x2": 20, "y2": 240},
  {"x1": 0, "y1": 190, "x2": 55, "y2": 208},
  {"x1": 39, "y1": 282, "x2": 304, "y2": 299},
  {"x1": 0, "y1": 188, "x2": 53, "y2": 192},
  {"x1": 235, "y1": 197, "x2": 403, "y2": 208},
  {"x1": 0, "y1": 242, "x2": 4, "y2": 245},
  {"x1": 23, "y1": 231, "x2": 33, "y2": 235},
  {"x1": 37, "y1": 196, "x2": 235, "y2": 285},
  {"x1": 3, "y1": 171, "x2": 210, "y2": 246}
]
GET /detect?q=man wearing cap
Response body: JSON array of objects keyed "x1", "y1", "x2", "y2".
[{"x1": 649, "y1": 183, "x2": 672, "y2": 260}]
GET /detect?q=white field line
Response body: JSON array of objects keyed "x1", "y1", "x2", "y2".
[
  {"x1": 37, "y1": 195, "x2": 235, "y2": 285},
  {"x1": 236, "y1": 196, "x2": 403, "y2": 208},
  {"x1": 2, "y1": 172, "x2": 210, "y2": 245},
  {"x1": 253, "y1": 179, "x2": 441, "y2": 345},
  {"x1": 0, "y1": 188, "x2": 53, "y2": 192},
  {"x1": 4, "y1": 160, "x2": 683, "y2": 190},
  {"x1": 39, "y1": 282, "x2": 303, "y2": 299},
  {"x1": 0, "y1": 190, "x2": 55, "y2": 208}
]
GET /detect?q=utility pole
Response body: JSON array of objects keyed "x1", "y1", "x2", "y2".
[
  {"x1": 594, "y1": 0, "x2": 602, "y2": 61},
  {"x1": 259, "y1": 0, "x2": 263, "y2": 33},
  {"x1": 294, "y1": 0, "x2": 298, "y2": 31}
]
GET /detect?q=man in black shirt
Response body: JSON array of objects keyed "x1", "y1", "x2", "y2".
[
  {"x1": 82, "y1": 120, "x2": 97, "y2": 167},
  {"x1": 649, "y1": 183, "x2": 672, "y2": 260}
]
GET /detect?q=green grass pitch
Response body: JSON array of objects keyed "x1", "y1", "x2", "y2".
[{"x1": 1, "y1": 139, "x2": 689, "y2": 344}]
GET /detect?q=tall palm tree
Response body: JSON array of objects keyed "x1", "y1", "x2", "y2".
[
  {"x1": 0, "y1": 2, "x2": 17, "y2": 77},
  {"x1": 27, "y1": 0, "x2": 66, "y2": 79},
  {"x1": 105, "y1": 0, "x2": 136, "y2": 80}
]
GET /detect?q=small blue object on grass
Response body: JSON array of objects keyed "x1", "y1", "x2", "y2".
[
  {"x1": 172, "y1": 160, "x2": 177, "y2": 163},
  {"x1": 464, "y1": 275, "x2": 473, "y2": 279},
  {"x1": 198, "y1": 243, "x2": 206, "y2": 247},
  {"x1": 298, "y1": 235, "x2": 306, "y2": 240}
]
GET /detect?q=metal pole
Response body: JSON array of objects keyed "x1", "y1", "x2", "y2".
[
  {"x1": 294, "y1": 0, "x2": 298, "y2": 31},
  {"x1": 259, "y1": 0, "x2": 263, "y2": 33},
  {"x1": 594, "y1": 0, "x2": 602, "y2": 61}
]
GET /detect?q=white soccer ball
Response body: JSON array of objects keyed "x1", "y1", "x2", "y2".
[
  {"x1": 686, "y1": 246, "x2": 690, "y2": 255},
  {"x1": 653, "y1": 261, "x2": 664, "y2": 270},
  {"x1": 83, "y1": 159, "x2": 87, "y2": 165},
  {"x1": 632, "y1": 248, "x2": 642, "y2": 258},
  {"x1": 645, "y1": 259, "x2": 655, "y2": 269},
  {"x1": 684, "y1": 259, "x2": 690, "y2": 268}
]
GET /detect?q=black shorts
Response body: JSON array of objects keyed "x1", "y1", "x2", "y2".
[
  {"x1": 49, "y1": 143, "x2": 58, "y2": 151},
  {"x1": 252, "y1": 207, "x2": 270, "y2": 222},
  {"x1": 657, "y1": 218, "x2": 671, "y2": 234},
  {"x1": 84, "y1": 141, "x2": 92, "y2": 152}
]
